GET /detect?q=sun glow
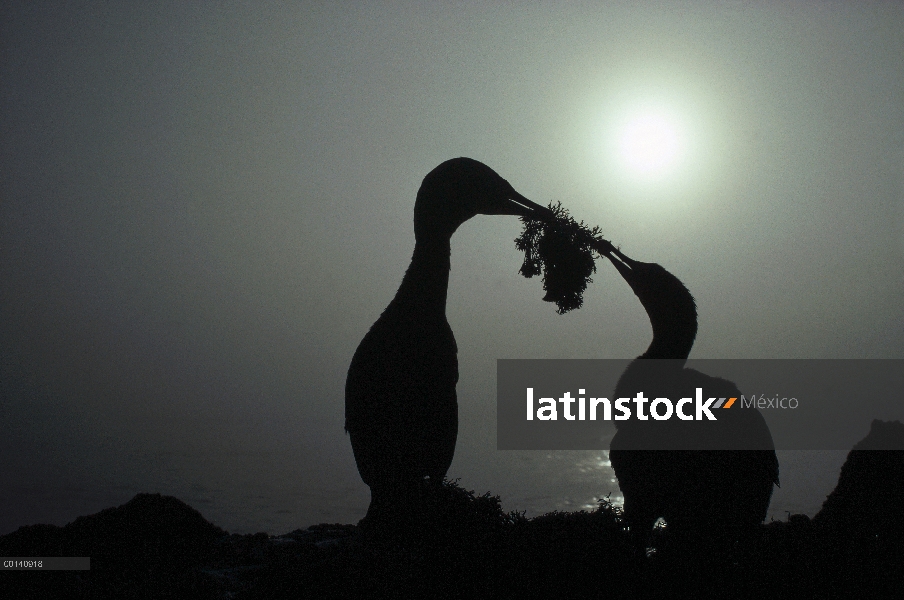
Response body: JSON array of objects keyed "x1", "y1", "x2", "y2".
[
  {"x1": 618, "y1": 110, "x2": 685, "y2": 179},
  {"x1": 583, "y1": 88, "x2": 718, "y2": 203}
]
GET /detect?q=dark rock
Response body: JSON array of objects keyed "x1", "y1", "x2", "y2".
[
  {"x1": 0, "y1": 493, "x2": 227, "y2": 599},
  {"x1": 814, "y1": 419, "x2": 904, "y2": 538},
  {"x1": 812, "y1": 420, "x2": 904, "y2": 598},
  {"x1": 2, "y1": 470, "x2": 902, "y2": 600}
]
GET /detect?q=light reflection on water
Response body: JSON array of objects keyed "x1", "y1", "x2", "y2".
[
  {"x1": 1, "y1": 447, "x2": 846, "y2": 536},
  {"x1": 497, "y1": 451, "x2": 624, "y2": 516},
  {"x1": 481, "y1": 450, "x2": 845, "y2": 529}
]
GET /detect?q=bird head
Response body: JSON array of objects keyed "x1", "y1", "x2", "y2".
[
  {"x1": 597, "y1": 244, "x2": 698, "y2": 359},
  {"x1": 414, "y1": 158, "x2": 553, "y2": 240}
]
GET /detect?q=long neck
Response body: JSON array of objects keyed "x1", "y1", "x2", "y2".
[
  {"x1": 639, "y1": 297, "x2": 697, "y2": 361},
  {"x1": 389, "y1": 236, "x2": 452, "y2": 316},
  {"x1": 641, "y1": 325, "x2": 696, "y2": 360}
]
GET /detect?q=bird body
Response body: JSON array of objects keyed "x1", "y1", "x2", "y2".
[
  {"x1": 596, "y1": 244, "x2": 779, "y2": 554},
  {"x1": 345, "y1": 240, "x2": 459, "y2": 489},
  {"x1": 345, "y1": 158, "x2": 551, "y2": 524}
]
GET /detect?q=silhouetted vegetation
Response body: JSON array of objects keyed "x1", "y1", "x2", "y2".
[
  {"x1": 515, "y1": 201, "x2": 609, "y2": 314},
  {"x1": 3, "y1": 472, "x2": 902, "y2": 599}
]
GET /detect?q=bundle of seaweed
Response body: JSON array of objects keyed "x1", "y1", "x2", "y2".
[{"x1": 515, "y1": 201, "x2": 612, "y2": 314}]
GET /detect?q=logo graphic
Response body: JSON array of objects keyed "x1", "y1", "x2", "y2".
[{"x1": 525, "y1": 388, "x2": 739, "y2": 421}]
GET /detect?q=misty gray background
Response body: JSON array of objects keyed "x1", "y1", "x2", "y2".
[{"x1": 2, "y1": 2, "x2": 902, "y2": 535}]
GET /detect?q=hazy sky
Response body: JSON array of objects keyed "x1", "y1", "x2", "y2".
[{"x1": 2, "y1": 1, "x2": 902, "y2": 534}]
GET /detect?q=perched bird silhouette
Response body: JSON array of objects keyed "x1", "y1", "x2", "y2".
[
  {"x1": 345, "y1": 158, "x2": 552, "y2": 525},
  {"x1": 594, "y1": 242, "x2": 779, "y2": 555}
]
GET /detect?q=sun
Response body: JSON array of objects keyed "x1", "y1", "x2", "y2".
[{"x1": 617, "y1": 111, "x2": 684, "y2": 179}]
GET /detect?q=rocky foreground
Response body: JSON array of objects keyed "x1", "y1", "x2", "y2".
[
  {"x1": 2, "y1": 421, "x2": 902, "y2": 599},
  {"x1": 0, "y1": 486, "x2": 898, "y2": 600}
]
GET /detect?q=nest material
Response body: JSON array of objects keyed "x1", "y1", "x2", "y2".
[{"x1": 514, "y1": 201, "x2": 609, "y2": 314}]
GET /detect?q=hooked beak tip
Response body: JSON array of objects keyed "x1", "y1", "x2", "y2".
[{"x1": 526, "y1": 205, "x2": 556, "y2": 221}]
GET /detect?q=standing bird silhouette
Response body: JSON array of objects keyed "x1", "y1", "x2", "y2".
[
  {"x1": 346, "y1": 158, "x2": 552, "y2": 525},
  {"x1": 594, "y1": 242, "x2": 779, "y2": 556}
]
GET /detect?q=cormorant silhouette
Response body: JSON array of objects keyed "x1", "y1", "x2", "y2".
[
  {"x1": 345, "y1": 158, "x2": 552, "y2": 525},
  {"x1": 594, "y1": 242, "x2": 779, "y2": 555}
]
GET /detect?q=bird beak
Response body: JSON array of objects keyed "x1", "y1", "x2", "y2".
[
  {"x1": 488, "y1": 189, "x2": 556, "y2": 221},
  {"x1": 593, "y1": 240, "x2": 638, "y2": 281}
]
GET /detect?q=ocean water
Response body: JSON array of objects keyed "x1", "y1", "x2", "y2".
[{"x1": 1, "y1": 447, "x2": 847, "y2": 536}]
